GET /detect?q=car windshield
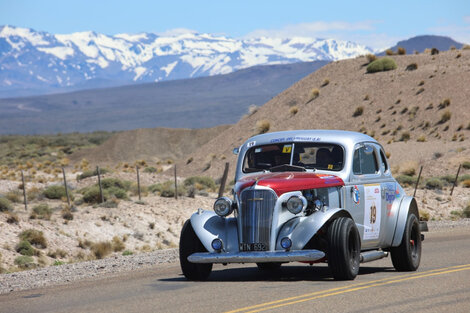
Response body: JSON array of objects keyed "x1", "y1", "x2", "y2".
[{"x1": 243, "y1": 142, "x2": 344, "y2": 173}]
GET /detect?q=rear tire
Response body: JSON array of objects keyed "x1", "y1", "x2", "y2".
[
  {"x1": 256, "y1": 262, "x2": 281, "y2": 271},
  {"x1": 391, "y1": 213, "x2": 421, "y2": 271},
  {"x1": 179, "y1": 220, "x2": 213, "y2": 280},
  {"x1": 327, "y1": 217, "x2": 361, "y2": 280}
]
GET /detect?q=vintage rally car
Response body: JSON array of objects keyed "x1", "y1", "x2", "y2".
[{"x1": 179, "y1": 130, "x2": 426, "y2": 280}]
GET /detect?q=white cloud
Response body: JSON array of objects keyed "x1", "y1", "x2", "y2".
[{"x1": 243, "y1": 21, "x2": 398, "y2": 50}]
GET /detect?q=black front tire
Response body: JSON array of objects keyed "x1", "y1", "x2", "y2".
[
  {"x1": 179, "y1": 220, "x2": 213, "y2": 281},
  {"x1": 327, "y1": 217, "x2": 361, "y2": 280},
  {"x1": 391, "y1": 213, "x2": 421, "y2": 271}
]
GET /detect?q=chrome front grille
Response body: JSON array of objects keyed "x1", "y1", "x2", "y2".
[{"x1": 239, "y1": 189, "x2": 277, "y2": 250}]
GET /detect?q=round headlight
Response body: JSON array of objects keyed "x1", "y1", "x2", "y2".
[
  {"x1": 213, "y1": 197, "x2": 233, "y2": 217},
  {"x1": 280, "y1": 237, "x2": 292, "y2": 250},
  {"x1": 286, "y1": 195, "x2": 307, "y2": 214},
  {"x1": 211, "y1": 238, "x2": 223, "y2": 252}
]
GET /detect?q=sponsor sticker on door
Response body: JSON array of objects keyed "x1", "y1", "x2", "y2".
[{"x1": 363, "y1": 184, "x2": 381, "y2": 240}]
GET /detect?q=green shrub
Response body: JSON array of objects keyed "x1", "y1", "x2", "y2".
[
  {"x1": 14, "y1": 256, "x2": 35, "y2": 269},
  {"x1": 462, "y1": 161, "x2": 470, "y2": 169},
  {"x1": 367, "y1": 58, "x2": 397, "y2": 73},
  {"x1": 100, "y1": 178, "x2": 131, "y2": 191},
  {"x1": 440, "y1": 175, "x2": 456, "y2": 185},
  {"x1": 16, "y1": 240, "x2": 35, "y2": 256},
  {"x1": 122, "y1": 250, "x2": 133, "y2": 256},
  {"x1": 184, "y1": 176, "x2": 216, "y2": 190},
  {"x1": 0, "y1": 197, "x2": 13, "y2": 212},
  {"x1": 458, "y1": 174, "x2": 470, "y2": 182},
  {"x1": 77, "y1": 167, "x2": 109, "y2": 180},
  {"x1": 19, "y1": 229, "x2": 47, "y2": 249},
  {"x1": 463, "y1": 204, "x2": 470, "y2": 218},
  {"x1": 82, "y1": 186, "x2": 105, "y2": 203},
  {"x1": 425, "y1": 178, "x2": 444, "y2": 190},
  {"x1": 32, "y1": 203, "x2": 52, "y2": 220},
  {"x1": 43, "y1": 185, "x2": 69, "y2": 200},
  {"x1": 149, "y1": 181, "x2": 185, "y2": 197},
  {"x1": 396, "y1": 175, "x2": 418, "y2": 187},
  {"x1": 143, "y1": 167, "x2": 157, "y2": 173},
  {"x1": 107, "y1": 186, "x2": 128, "y2": 200}
]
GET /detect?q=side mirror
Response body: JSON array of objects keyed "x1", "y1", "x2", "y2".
[{"x1": 233, "y1": 147, "x2": 239, "y2": 155}]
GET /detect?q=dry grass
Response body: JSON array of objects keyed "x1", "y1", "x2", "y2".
[
  {"x1": 91, "y1": 241, "x2": 112, "y2": 259},
  {"x1": 289, "y1": 106, "x2": 299, "y2": 115},
  {"x1": 256, "y1": 120, "x2": 271, "y2": 134}
]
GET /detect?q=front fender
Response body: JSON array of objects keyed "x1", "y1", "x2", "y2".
[
  {"x1": 190, "y1": 210, "x2": 238, "y2": 253},
  {"x1": 276, "y1": 208, "x2": 353, "y2": 250},
  {"x1": 391, "y1": 196, "x2": 419, "y2": 247}
]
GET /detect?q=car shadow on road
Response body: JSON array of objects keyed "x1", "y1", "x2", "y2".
[{"x1": 159, "y1": 264, "x2": 395, "y2": 283}]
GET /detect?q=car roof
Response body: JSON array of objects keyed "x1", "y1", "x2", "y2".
[{"x1": 244, "y1": 130, "x2": 377, "y2": 149}]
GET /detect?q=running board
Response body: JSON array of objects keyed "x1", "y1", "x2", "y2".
[{"x1": 360, "y1": 251, "x2": 389, "y2": 263}]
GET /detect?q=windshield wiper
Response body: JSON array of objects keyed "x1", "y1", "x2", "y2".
[{"x1": 268, "y1": 164, "x2": 306, "y2": 172}]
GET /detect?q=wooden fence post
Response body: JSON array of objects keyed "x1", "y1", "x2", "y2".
[
  {"x1": 413, "y1": 166, "x2": 423, "y2": 198},
  {"x1": 97, "y1": 166, "x2": 104, "y2": 203},
  {"x1": 136, "y1": 165, "x2": 141, "y2": 201},
  {"x1": 450, "y1": 164, "x2": 461, "y2": 196},
  {"x1": 62, "y1": 167, "x2": 71, "y2": 207},
  {"x1": 174, "y1": 165, "x2": 178, "y2": 200},
  {"x1": 21, "y1": 170, "x2": 27, "y2": 211},
  {"x1": 218, "y1": 162, "x2": 230, "y2": 198}
]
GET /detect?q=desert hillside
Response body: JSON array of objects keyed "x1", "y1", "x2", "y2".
[
  {"x1": 70, "y1": 125, "x2": 230, "y2": 166},
  {"x1": 178, "y1": 49, "x2": 470, "y2": 181}
]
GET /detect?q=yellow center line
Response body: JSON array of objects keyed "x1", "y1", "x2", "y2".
[{"x1": 225, "y1": 264, "x2": 470, "y2": 313}]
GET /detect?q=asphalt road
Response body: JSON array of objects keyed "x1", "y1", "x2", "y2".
[{"x1": 1, "y1": 227, "x2": 470, "y2": 313}]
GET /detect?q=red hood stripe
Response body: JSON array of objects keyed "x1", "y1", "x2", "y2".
[{"x1": 235, "y1": 172, "x2": 344, "y2": 196}]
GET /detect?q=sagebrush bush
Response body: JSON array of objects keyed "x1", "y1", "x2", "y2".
[
  {"x1": 14, "y1": 255, "x2": 34, "y2": 269},
  {"x1": 463, "y1": 204, "x2": 470, "y2": 217},
  {"x1": 19, "y1": 229, "x2": 47, "y2": 248},
  {"x1": 417, "y1": 135, "x2": 426, "y2": 142},
  {"x1": 16, "y1": 240, "x2": 35, "y2": 256},
  {"x1": 462, "y1": 161, "x2": 470, "y2": 170},
  {"x1": 0, "y1": 197, "x2": 13, "y2": 211},
  {"x1": 32, "y1": 203, "x2": 52, "y2": 220},
  {"x1": 6, "y1": 211, "x2": 19, "y2": 224},
  {"x1": 367, "y1": 58, "x2": 397, "y2": 73},
  {"x1": 256, "y1": 120, "x2": 271, "y2": 134},
  {"x1": 425, "y1": 178, "x2": 444, "y2": 190},
  {"x1": 43, "y1": 185, "x2": 69, "y2": 200},
  {"x1": 385, "y1": 49, "x2": 394, "y2": 55},
  {"x1": 439, "y1": 110, "x2": 451, "y2": 124},
  {"x1": 352, "y1": 106, "x2": 364, "y2": 117},
  {"x1": 62, "y1": 208, "x2": 74, "y2": 220},
  {"x1": 396, "y1": 175, "x2": 418, "y2": 186},
  {"x1": 5, "y1": 191, "x2": 21, "y2": 203},
  {"x1": 149, "y1": 181, "x2": 185, "y2": 198},
  {"x1": 112, "y1": 236, "x2": 125, "y2": 252},
  {"x1": 397, "y1": 47, "x2": 406, "y2": 55},
  {"x1": 143, "y1": 166, "x2": 157, "y2": 173},
  {"x1": 100, "y1": 178, "x2": 131, "y2": 191},
  {"x1": 308, "y1": 88, "x2": 320, "y2": 102},
  {"x1": 91, "y1": 241, "x2": 112, "y2": 259},
  {"x1": 400, "y1": 132, "x2": 411, "y2": 142},
  {"x1": 184, "y1": 176, "x2": 216, "y2": 190},
  {"x1": 289, "y1": 106, "x2": 299, "y2": 115},
  {"x1": 77, "y1": 167, "x2": 109, "y2": 180}
]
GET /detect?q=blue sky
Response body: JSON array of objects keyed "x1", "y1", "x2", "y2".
[{"x1": 1, "y1": 0, "x2": 469, "y2": 49}]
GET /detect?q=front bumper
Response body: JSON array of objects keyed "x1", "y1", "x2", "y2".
[{"x1": 187, "y1": 249, "x2": 325, "y2": 264}]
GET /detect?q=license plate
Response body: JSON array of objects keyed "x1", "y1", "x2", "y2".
[{"x1": 239, "y1": 243, "x2": 267, "y2": 251}]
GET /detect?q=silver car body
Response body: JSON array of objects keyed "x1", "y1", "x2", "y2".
[{"x1": 188, "y1": 130, "x2": 417, "y2": 264}]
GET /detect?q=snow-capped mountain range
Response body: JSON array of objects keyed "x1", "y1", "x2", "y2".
[{"x1": 0, "y1": 25, "x2": 373, "y2": 97}]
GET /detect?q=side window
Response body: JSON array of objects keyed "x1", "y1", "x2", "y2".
[
  {"x1": 353, "y1": 145, "x2": 378, "y2": 175},
  {"x1": 379, "y1": 149, "x2": 389, "y2": 172}
]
